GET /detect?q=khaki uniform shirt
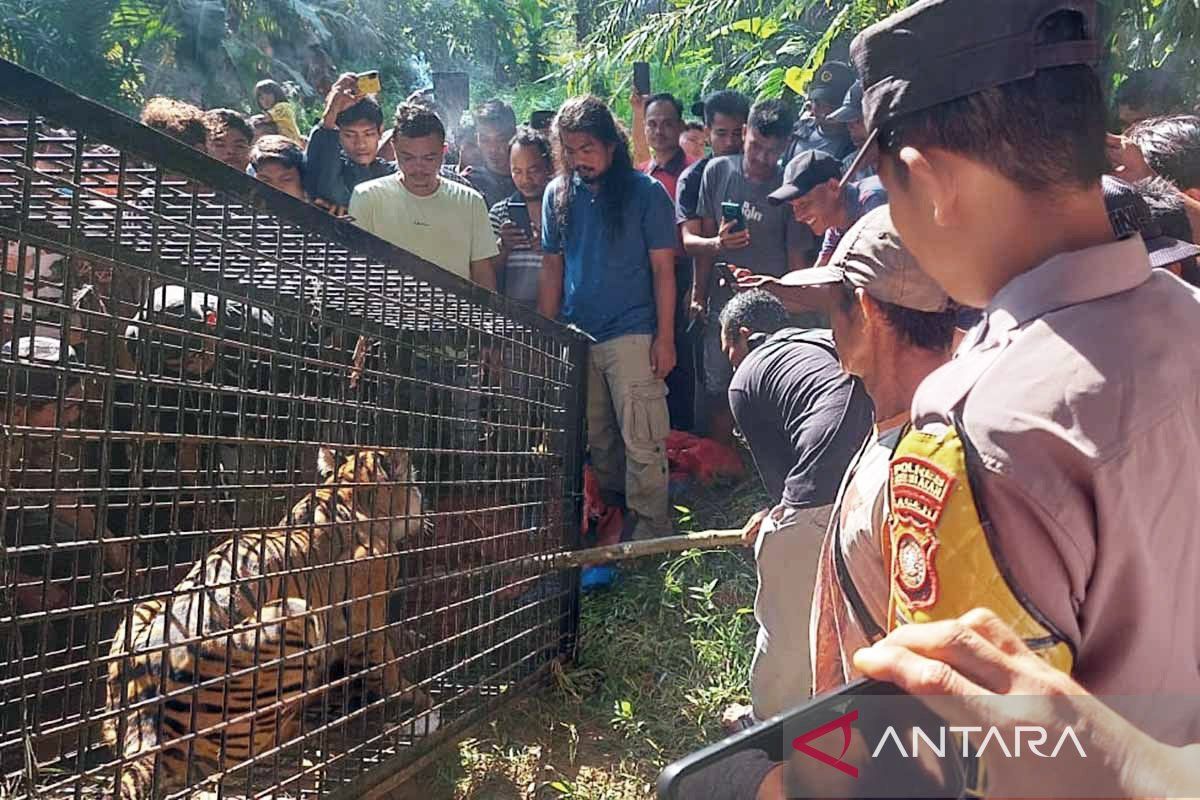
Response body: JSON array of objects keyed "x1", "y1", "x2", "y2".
[{"x1": 911, "y1": 235, "x2": 1200, "y2": 744}]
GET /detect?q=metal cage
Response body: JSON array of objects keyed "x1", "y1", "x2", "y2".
[{"x1": 0, "y1": 60, "x2": 587, "y2": 800}]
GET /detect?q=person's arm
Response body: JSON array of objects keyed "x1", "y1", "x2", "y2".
[
  {"x1": 305, "y1": 124, "x2": 352, "y2": 209},
  {"x1": 489, "y1": 205, "x2": 511, "y2": 272},
  {"x1": 538, "y1": 253, "x2": 564, "y2": 320},
  {"x1": 470, "y1": 258, "x2": 498, "y2": 292},
  {"x1": 631, "y1": 91, "x2": 651, "y2": 167},
  {"x1": 470, "y1": 195, "x2": 501, "y2": 291},
  {"x1": 853, "y1": 609, "x2": 1200, "y2": 800},
  {"x1": 649, "y1": 247, "x2": 677, "y2": 379},
  {"x1": 322, "y1": 73, "x2": 358, "y2": 130},
  {"x1": 538, "y1": 185, "x2": 564, "y2": 320}
]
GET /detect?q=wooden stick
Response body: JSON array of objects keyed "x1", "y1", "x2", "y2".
[{"x1": 537, "y1": 528, "x2": 745, "y2": 570}]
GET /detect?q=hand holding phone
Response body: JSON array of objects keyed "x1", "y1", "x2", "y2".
[
  {"x1": 633, "y1": 61, "x2": 651, "y2": 96},
  {"x1": 356, "y1": 71, "x2": 381, "y2": 96},
  {"x1": 719, "y1": 203, "x2": 752, "y2": 251},
  {"x1": 506, "y1": 199, "x2": 535, "y2": 241}
]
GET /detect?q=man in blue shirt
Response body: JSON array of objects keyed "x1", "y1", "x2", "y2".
[{"x1": 539, "y1": 96, "x2": 678, "y2": 540}]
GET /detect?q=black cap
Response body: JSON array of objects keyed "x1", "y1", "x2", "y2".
[
  {"x1": 828, "y1": 80, "x2": 864, "y2": 125},
  {"x1": 843, "y1": 0, "x2": 1102, "y2": 186},
  {"x1": 851, "y1": 0, "x2": 1101, "y2": 135},
  {"x1": 768, "y1": 150, "x2": 843, "y2": 206},
  {"x1": 808, "y1": 62, "x2": 856, "y2": 106},
  {"x1": 1103, "y1": 176, "x2": 1200, "y2": 268}
]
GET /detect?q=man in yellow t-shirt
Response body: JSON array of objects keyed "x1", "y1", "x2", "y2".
[{"x1": 349, "y1": 103, "x2": 498, "y2": 288}]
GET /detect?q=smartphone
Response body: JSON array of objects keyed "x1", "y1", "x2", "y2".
[
  {"x1": 657, "y1": 678, "x2": 972, "y2": 800},
  {"x1": 633, "y1": 61, "x2": 652, "y2": 96},
  {"x1": 530, "y1": 110, "x2": 554, "y2": 131},
  {"x1": 356, "y1": 70, "x2": 381, "y2": 96},
  {"x1": 507, "y1": 198, "x2": 534, "y2": 241},
  {"x1": 721, "y1": 201, "x2": 747, "y2": 233},
  {"x1": 714, "y1": 261, "x2": 738, "y2": 288}
]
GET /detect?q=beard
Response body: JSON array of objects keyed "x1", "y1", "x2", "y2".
[{"x1": 577, "y1": 169, "x2": 600, "y2": 185}]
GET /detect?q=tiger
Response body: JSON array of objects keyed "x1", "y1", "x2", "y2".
[{"x1": 102, "y1": 448, "x2": 439, "y2": 799}]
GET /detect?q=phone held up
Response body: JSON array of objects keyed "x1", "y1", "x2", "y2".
[
  {"x1": 356, "y1": 71, "x2": 381, "y2": 96},
  {"x1": 721, "y1": 201, "x2": 747, "y2": 233},
  {"x1": 633, "y1": 61, "x2": 651, "y2": 96},
  {"x1": 506, "y1": 198, "x2": 535, "y2": 242}
]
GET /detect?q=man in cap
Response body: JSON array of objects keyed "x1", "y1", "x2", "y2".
[
  {"x1": 848, "y1": 0, "x2": 1200, "y2": 741},
  {"x1": 1135, "y1": 176, "x2": 1200, "y2": 283},
  {"x1": 782, "y1": 61, "x2": 856, "y2": 165},
  {"x1": 828, "y1": 80, "x2": 876, "y2": 180},
  {"x1": 775, "y1": 206, "x2": 959, "y2": 694},
  {"x1": 767, "y1": 150, "x2": 886, "y2": 267},
  {"x1": 716, "y1": 289, "x2": 874, "y2": 724},
  {"x1": 1104, "y1": 175, "x2": 1200, "y2": 278}
]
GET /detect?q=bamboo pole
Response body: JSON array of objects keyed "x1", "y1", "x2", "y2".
[{"x1": 537, "y1": 528, "x2": 746, "y2": 570}]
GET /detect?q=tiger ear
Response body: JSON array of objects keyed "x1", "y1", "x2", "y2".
[{"x1": 317, "y1": 447, "x2": 338, "y2": 480}]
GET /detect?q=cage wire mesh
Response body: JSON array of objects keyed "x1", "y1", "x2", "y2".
[{"x1": 0, "y1": 60, "x2": 587, "y2": 800}]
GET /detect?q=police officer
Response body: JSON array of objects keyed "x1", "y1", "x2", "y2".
[
  {"x1": 781, "y1": 61, "x2": 855, "y2": 165},
  {"x1": 846, "y1": 0, "x2": 1200, "y2": 746}
]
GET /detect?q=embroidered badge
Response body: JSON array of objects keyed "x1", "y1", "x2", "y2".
[{"x1": 889, "y1": 457, "x2": 955, "y2": 611}]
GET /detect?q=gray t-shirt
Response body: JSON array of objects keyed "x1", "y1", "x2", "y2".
[{"x1": 697, "y1": 155, "x2": 814, "y2": 278}]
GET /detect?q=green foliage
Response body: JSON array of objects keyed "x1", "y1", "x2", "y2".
[{"x1": 2, "y1": 0, "x2": 1197, "y2": 135}]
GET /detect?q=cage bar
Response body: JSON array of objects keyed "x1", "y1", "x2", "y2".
[{"x1": 0, "y1": 58, "x2": 586, "y2": 800}]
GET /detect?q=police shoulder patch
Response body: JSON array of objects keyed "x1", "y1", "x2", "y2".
[{"x1": 888, "y1": 456, "x2": 955, "y2": 611}]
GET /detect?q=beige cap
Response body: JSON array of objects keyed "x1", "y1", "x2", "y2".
[{"x1": 779, "y1": 206, "x2": 950, "y2": 312}]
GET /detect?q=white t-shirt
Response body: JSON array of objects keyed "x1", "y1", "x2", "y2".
[{"x1": 348, "y1": 175, "x2": 499, "y2": 280}]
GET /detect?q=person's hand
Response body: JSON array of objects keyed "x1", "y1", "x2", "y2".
[
  {"x1": 323, "y1": 73, "x2": 359, "y2": 123},
  {"x1": 457, "y1": 163, "x2": 475, "y2": 180},
  {"x1": 736, "y1": 272, "x2": 776, "y2": 292},
  {"x1": 852, "y1": 608, "x2": 1182, "y2": 799},
  {"x1": 313, "y1": 197, "x2": 349, "y2": 217},
  {"x1": 497, "y1": 221, "x2": 531, "y2": 252},
  {"x1": 630, "y1": 90, "x2": 648, "y2": 115},
  {"x1": 1106, "y1": 132, "x2": 1155, "y2": 182},
  {"x1": 650, "y1": 335, "x2": 676, "y2": 379},
  {"x1": 741, "y1": 508, "x2": 770, "y2": 546},
  {"x1": 718, "y1": 218, "x2": 751, "y2": 251},
  {"x1": 686, "y1": 287, "x2": 707, "y2": 322}
]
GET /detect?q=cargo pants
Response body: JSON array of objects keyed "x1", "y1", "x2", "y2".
[{"x1": 586, "y1": 334, "x2": 672, "y2": 539}]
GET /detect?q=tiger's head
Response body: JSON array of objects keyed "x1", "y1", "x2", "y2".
[{"x1": 317, "y1": 447, "x2": 423, "y2": 545}]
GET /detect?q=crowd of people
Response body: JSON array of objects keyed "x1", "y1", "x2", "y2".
[{"x1": 8, "y1": 0, "x2": 1200, "y2": 793}]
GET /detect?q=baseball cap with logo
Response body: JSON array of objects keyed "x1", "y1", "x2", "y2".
[
  {"x1": 1103, "y1": 176, "x2": 1200, "y2": 268},
  {"x1": 841, "y1": 0, "x2": 1103, "y2": 185},
  {"x1": 808, "y1": 61, "x2": 856, "y2": 107},
  {"x1": 779, "y1": 205, "x2": 951, "y2": 313},
  {"x1": 768, "y1": 150, "x2": 844, "y2": 206},
  {"x1": 828, "y1": 80, "x2": 865, "y2": 125}
]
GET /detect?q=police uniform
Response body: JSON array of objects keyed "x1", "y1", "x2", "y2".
[
  {"x1": 782, "y1": 62, "x2": 855, "y2": 165},
  {"x1": 851, "y1": 0, "x2": 1200, "y2": 746}
]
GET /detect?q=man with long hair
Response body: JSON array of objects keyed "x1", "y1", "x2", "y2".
[{"x1": 539, "y1": 96, "x2": 677, "y2": 541}]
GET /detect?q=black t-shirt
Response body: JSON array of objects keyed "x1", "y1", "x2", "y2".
[
  {"x1": 675, "y1": 155, "x2": 711, "y2": 225},
  {"x1": 728, "y1": 328, "x2": 874, "y2": 508}
]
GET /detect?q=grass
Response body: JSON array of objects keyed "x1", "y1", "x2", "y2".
[{"x1": 415, "y1": 474, "x2": 771, "y2": 799}]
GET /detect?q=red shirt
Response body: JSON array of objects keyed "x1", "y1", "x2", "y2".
[{"x1": 640, "y1": 149, "x2": 696, "y2": 257}]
